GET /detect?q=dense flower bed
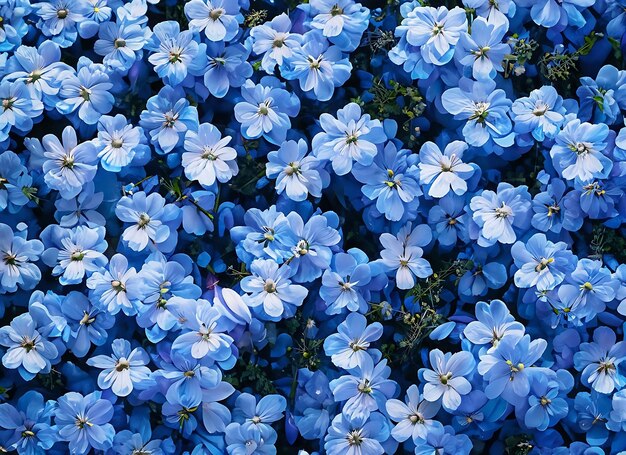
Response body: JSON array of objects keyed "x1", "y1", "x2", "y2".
[{"x1": 1, "y1": 0, "x2": 626, "y2": 453}]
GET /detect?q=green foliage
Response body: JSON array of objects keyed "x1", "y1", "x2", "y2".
[
  {"x1": 505, "y1": 434, "x2": 535, "y2": 455},
  {"x1": 589, "y1": 225, "x2": 626, "y2": 263},
  {"x1": 244, "y1": 10, "x2": 268, "y2": 28},
  {"x1": 538, "y1": 32, "x2": 603, "y2": 82}
]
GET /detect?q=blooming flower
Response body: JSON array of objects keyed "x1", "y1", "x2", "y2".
[
  {"x1": 511, "y1": 233, "x2": 576, "y2": 290},
  {"x1": 418, "y1": 141, "x2": 474, "y2": 198},
  {"x1": 574, "y1": 327, "x2": 626, "y2": 394},
  {"x1": 182, "y1": 122, "x2": 238, "y2": 187},
  {"x1": 57, "y1": 57, "x2": 114, "y2": 125},
  {"x1": 0, "y1": 223, "x2": 44, "y2": 293},
  {"x1": 441, "y1": 78, "x2": 514, "y2": 148},
  {"x1": 550, "y1": 119, "x2": 611, "y2": 182},
  {"x1": 420, "y1": 349, "x2": 475, "y2": 411},
  {"x1": 281, "y1": 30, "x2": 352, "y2": 102},
  {"x1": 234, "y1": 78, "x2": 300, "y2": 145},
  {"x1": 469, "y1": 182, "x2": 532, "y2": 246},
  {"x1": 463, "y1": 299, "x2": 525, "y2": 350},
  {"x1": 323, "y1": 312, "x2": 382, "y2": 370},
  {"x1": 312, "y1": 102, "x2": 385, "y2": 176},
  {"x1": 324, "y1": 412, "x2": 389, "y2": 455},
  {"x1": 86, "y1": 253, "x2": 138, "y2": 316},
  {"x1": 185, "y1": 0, "x2": 241, "y2": 42},
  {"x1": 304, "y1": 0, "x2": 370, "y2": 52},
  {"x1": 94, "y1": 21, "x2": 149, "y2": 72},
  {"x1": 54, "y1": 391, "x2": 115, "y2": 454},
  {"x1": 386, "y1": 384, "x2": 442, "y2": 443},
  {"x1": 241, "y1": 259, "x2": 307, "y2": 321},
  {"x1": 266, "y1": 138, "x2": 325, "y2": 201},
  {"x1": 115, "y1": 191, "x2": 182, "y2": 253},
  {"x1": 0, "y1": 313, "x2": 57, "y2": 380},
  {"x1": 512, "y1": 86, "x2": 566, "y2": 141},
  {"x1": 86, "y1": 338, "x2": 151, "y2": 397},
  {"x1": 40, "y1": 225, "x2": 108, "y2": 286},
  {"x1": 250, "y1": 13, "x2": 301, "y2": 73},
  {"x1": 320, "y1": 249, "x2": 375, "y2": 314},
  {"x1": 41, "y1": 125, "x2": 98, "y2": 199},
  {"x1": 233, "y1": 392, "x2": 287, "y2": 434},
  {"x1": 353, "y1": 141, "x2": 421, "y2": 222},
  {"x1": 378, "y1": 223, "x2": 433, "y2": 290},
  {"x1": 398, "y1": 6, "x2": 468, "y2": 66},
  {"x1": 455, "y1": 17, "x2": 510, "y2": 81},
  {"x1": 94, "y1": 114, "x2": 149, "y2": 172}
]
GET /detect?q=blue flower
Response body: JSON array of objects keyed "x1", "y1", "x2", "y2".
[
  {"x1": 234, "y1": 78, "x2": 300, "y2": 145},
  {"x1": 0, "y1": 391, "x2": 56, "y2": 454},
  {"x1": 54, "y1": 391, "x2": 115, "y2": 454},
  {"x1": 94, "y1": 20, "x2": 149, "y2": 72},
  {"x1": 0, "y1": 151, "x2": 30, "y2": 213},
  {"x1": 516, "y1": 0, "x2": 594, "y2": 28},
  {"x1": 0, "y1": 80, "x2": 42, "y2": 142},
  {"x1": 41, "y1": 125, "x2": 98, "y2": 199},
  {"x1": 525, "y1": 375, "x2": 569, "y2": 431},
  {"x1": 158, "y1": 351, "x2": 221, "y2": 407},
  {"x1": 57, "y1": 57, "x2": 114, "y2": 125},
  {"x1": 281, "y1": 30, "x2": 352, "y2": 102},
  {"x1": 320, "y1": 249, "x2": 375, "y2": 314},
  {"x1": 283, "y1": 212, "x2": 342, "y2": 283},
  {"x1": 201, "y1": 41, "x2": 252, "y2": 98},
  {"x1": 87, "y1": 338, "x2": 151, "y2": 397},
  {"x1": 418, "y1": 141, "x2": 474, "y2": 198},
  {"x1": 378, "y1": 223, "x2": 432, "y2": 290},
  {"x1": 5, "y1": 40, "x2": 69, "y2": 110},
  {"x1": 304, "y1": 0, "x2": 370, "y2": 52},
  {"x1": 413, "y1": 425, "x2": 472, "y2": 455},
  {"x1": 512, "y1": 86, "x2": 566, "y2": 141},
  {"x1": 0, "y1": 312, "x2": 57, "y2": 380},
  {"x1": 94, "y1": 114, "x2": 150, "y2": 172},
  {"x1": 456, "y1": 17, "x2": 510, "y2": 80},
  {"x1": 398, "y1": 5, "x2": 467, "y2": 66},
  {"x1": 183, "y1": 122, "x2": 238, "y2": 187},
  {"x1": 463, "y1": 299, "x2": 525, "y2": 350},
  {"x1": 115, "y1": 191, "x2": 181, "y2": 253},
  {"x1": 240, "y1": 259, "x2": 307, "y2": 321},
  {"x1": 86, "y1": 253, "x2": 138, "y2": 316},
  {"x1": 185, "y1": 0, "x2": 241, "y2": 42},
  {"x1": 574, "y1": 326, "x2": 626, "y2": 394},
  {"x1": 330, "y1": 355, "x2": 397, "y2": 420},
  {"x1": 40, "y1": 225, "x2": 108, "y2": 286},
  {"x1": 0, "y1": 0, "x2": 30, "y2": 52},
  {"x1": 478, "y1": 334, "x2": 547, "y2": 405},
  {"x1": 233, "y1": 392, "x2": 287, "y2": 433},
  {"x1": 578, "y1": 65, "x2": 626, "y2": 125},
  {"x1": 385, "y1": 384, "x2": 442, "y2": 443},
  {"x1": 312, "y1": 102, "x2": 385, "y2": 176},
  {"x1": 511, "y1": 233, "x2": 576, "y2": 290},
  {"x1": 324, "y1": 412, "x2": 389, "y2": 455},
  {"x1": 420, "y1": 349, "x2": 475, "y2": 411},
  {"x1": 323, "y1": 312, "x2": 382, "y2": 369},
  {"x1": 441, "y1": 79, "x2": 514, "y2": 148},
  {"x1": 353, "y1": 141, "x2": 421, "y2": 221},
  {"x1": 225, "y1": 423, "x2": 277, "y2": 455},
  {"x1": 470, "y1": 182, "x2": 532, "y2": 246},
  {"x1": 531, "y1": 178, "x2": 583, "y2": 233},
  {"x1": 574, "y1": 391, "x2": 611, "y2": 445},
  {"x1": 230, "y1": 206, "x2": 293, "y2": 263},
  {"x1": 139, "y1": 85, "x2": 200, "y2": 154},
  {"x1": 427, "y1": 194, "x2": 468, "y2": 250},
  {"x1": 0, "y1": 223, "x2": 44, "y2": 293},
  {"x1": 267, "y1": 138, "x2": 325, "y2": 201},
  {"x1": 60, "y1": 290, "x2": 114, "y2": 357},
  {"x1": 34, "y1": 0, "x2": 84, "y2": 48},
  {"x1": 172, "y1": 300, "x2": 235, "y2": 365},
  {"x1": 146, "y1": 21, "x2": 204, "y2": 86},
  {"x1": 250, "y1": 13, "x2": 302, "y2": 73},
  {"x1": 550, "y1": 119, "x2": 611, "y2": 182}
]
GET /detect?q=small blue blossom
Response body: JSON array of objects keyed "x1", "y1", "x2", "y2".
[
  {"x1": 183, "y1": 122, "x2": 238, "y2": 187},
  {"x1": 184, "y1": 0, "x2": 241, "y2": 42},
  {"x1": 323, "y1": 312, "x2": 382, "y2": 369},
  {"x1": 512, "y1": 86, "x2": 566, "y2": 141}
]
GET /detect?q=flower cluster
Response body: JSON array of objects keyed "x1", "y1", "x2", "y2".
[{"x1": 0, "y1": 0, "x2": 626, "y2": 454}]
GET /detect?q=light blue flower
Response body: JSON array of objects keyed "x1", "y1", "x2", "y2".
[
  {"x1": 385, "y1": 384, "x2": 442, "y2": 443},
  {"x1": 420, "y1": 349, "x2": 475, "y2": 411},
  {"x1": 323, "y1": 312, "x2": 382, "y2": 370},
  {"x1": 34, "y1": 0, "x2": 84, "y2": 48},
  {"x1": 241, "y1": 259, "x2": 307, "y2": 321},
  {"x1": 378, "y1": 223, "x2": 433, "y2": 290},
  {"x1": 320, "y1": 249, "x2": 374, "y2": 314},
  {"x1": 463, "y1": 299, "x2": 525, "y2": 351},
  {"x1": 304, "y1": 0, "x2": 370, "y2": 52},
  {"x1": 234, "y1": 78, "x2": 300, "y2": 145},
  {"x1": 185, "y1": 0, "x2": 241, "y2": 42},
  {"x1": 94, "y1": 114, "x2": 149, "y2": 172},
  {"x1": 183, "y1": 122, "x2": 238, "y2": 187},
  {"x1": 324, "y1": 412, "x2": 389, "y2": 455},
  {"x1": 516, "y1": 0, "x2": 594, "y2": 28},
  {"x1": 574, "y1": 327, "x2": 626, "y2": 394},
  {"x1": 456, "y1": 17, "x2": 510, "y2": 80},
  {"x1": 312, "y1": 102, "x2": 385, "y2": 176},
  {"x1": 0, "y1": 223, "x2": 44, "y2": 293},
  {"x1": 281, "y1": 30, "x2": 352, "y2": 102},
  {"x1": 94, "y1": 20, "x2": 150, "y2": 72},
  {"x1": 233, "y1": 392, "x2": 287, "y2": 434},
  {"x1": 418, "y1": 141, "x2": 474, "y2": 198},
  {"x1": 266, "y1": 138, "x2": 325, "y2": 201},
  {"x1": 0, "y1": 312, "x2": 57, "y2": 380},
  {"x1": 250, "y1": 13, "x2": 302, "y2": 73},
  {"x1": 512, "y1": 85, "x2": 566, "y2": 141},
  {"x1": 86, "y1": 253, "x2": 138, "y2": 316},
  {"x1": 54, "y1": 391, "x2": 115, "y2": 454},
  {"x1": 550, "y1": 119, "x2": 611, "y2": 182},
  {"x1": 202, "y1": 41, "x2": 252, "y2": 98},
  {"x1": 87, "y1": 338, "x2": 151, "y2": 397}
]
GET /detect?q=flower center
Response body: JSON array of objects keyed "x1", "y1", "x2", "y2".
[
  {"x1": 115, "y1": 359, "x2": 130, "y2": 372},
  {"x1": 330, "y1": 4, "x2": 343, "y2": 15},
  {"x1": 137, "y1": 213, "x2": 151, "y2": 228},
  {"x1": 494, "y1": 203, "x2": 512, "y2": 218},
  {"x1": 114, "y1": 38, "x2": 126, "y2": 48},
  {"x1": 347, "y1": 430, "x2": 363, "y2": 446},
  {"x1": 80, "y1": 86, "x2": 91, "y2": 101},
  {"x1": 111, "y1": 138, "x2": 124, "y2": 148},
  {"x1": 295, "y1": 239, "x2": 309, "y2": 256},
  {"x1": 264, "y1": 279, "x2": 277, "y2": 293},
  {"x1": 57, "y1": 8, "x2": 69, "y2": 19},
  {"x1": 209, "y1": 8, "x2": 224, "y2": 20}
]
